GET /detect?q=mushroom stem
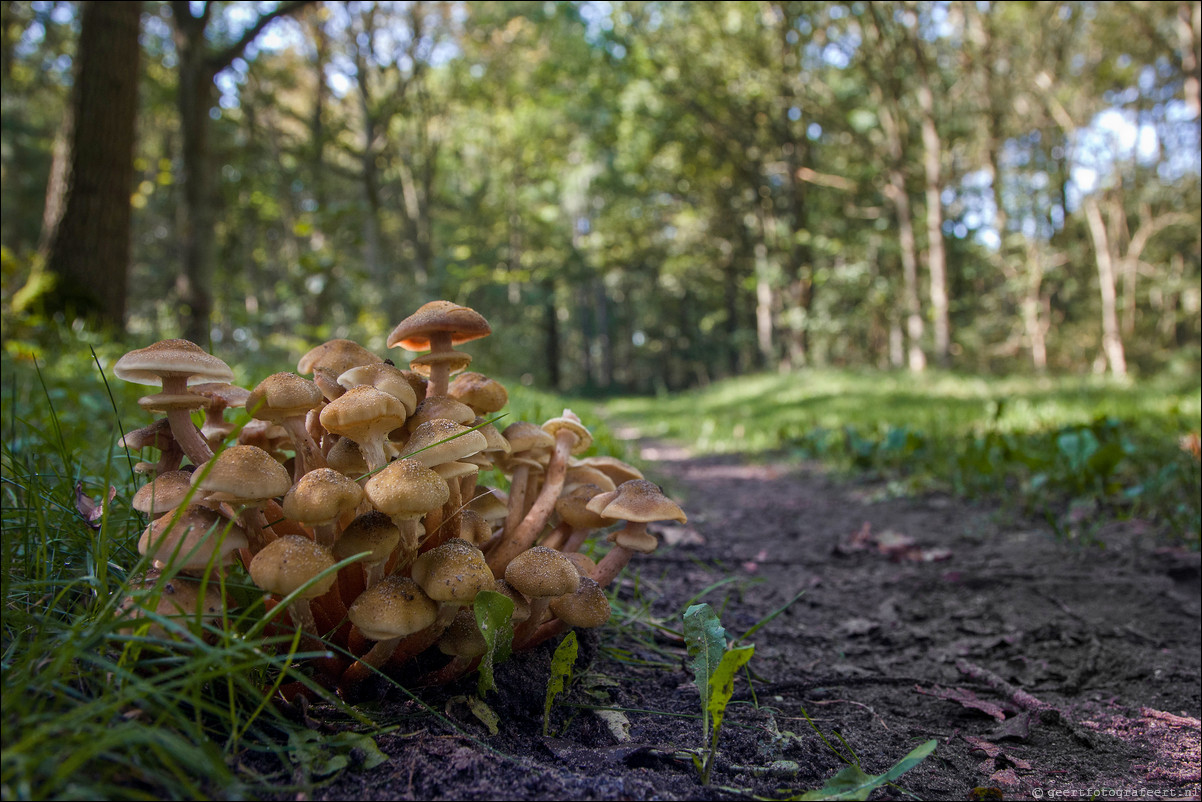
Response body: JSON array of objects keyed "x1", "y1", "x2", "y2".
[
  {"x1": 589, "y1": 522, "x2": 646, "y2": 588},
  {"x1": 522, "y1": 617, "x2": 572, "y2": 651},
  {"x1": 538, "y1": 521, "x2": 573, "y2": 551},
  {"x1": 511, "y1": 598, "x2": 553, "y2": 649},
  {"x1": 416, "y1": 654, "x2": 482, "y2": 687},
  {"x1": 487, "y1": 430, "x2": 575, "y2": 575},
  {"x1": 338, "y1": 634, "x2": 402, "y2": 694},
  {"x1": 280, "y1": 416, "x2": 327, "y2": 481},
  {"x1": 160, "y1": 376, "x2": 214, "y2": 466},
  {"x1": 496, "y1": 463, "x2": 530, "y2": 553},
  {"x1": 424, "y1": 332, "x2": 455, "y2": 398},
  {"x1": 384, "y1": 603, "x2": 458, "y2": 669},
  {"x1": 560, "y1": 526, "x2": 594, "y2": 554}
]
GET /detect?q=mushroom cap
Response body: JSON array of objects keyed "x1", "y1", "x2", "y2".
[
  {"x1": 447, "y1": 372, "x2": 509, "y2": 414},
  {"x1": 556, "y1": 484, "x2": 613, "y2": 530},
  {"x1": 549, "y1": 577, "x2": 610, "y2": 629},
  {"x1": 468, "y1": 488, "x2": 509, "y2": 522},
  {"x1": 138, "y1": 505, "x2": 248, "y2": 571},
  {"x1": 115, "y1": 339, "x2": 235, "y2": 386},
  {"x1": 191, "y1": 444, "x2": 292, "y2": 504},
  {"x1": 542, "y1": 409, "x2": 592, "y2": 454},
  {"x1": 458, "y1": 509, "x2": 493, "y2": 547},
  {"x1": 504, "y1": 546, "x2": 580, "y2": 600},
  {"x1": 563, "y1": 465, "x2": 617, "y2": 493},
  {"x1": 386, "y1": 301, "x2": 492, "y2": 351},
  {"x1": 120, "y1": 418, "x2": 176, "y2": 451},
  {"x1": 408, "y1": 350, "x2": 473, "y2": 378},
  {"x1": 610, "y1": 527, "x2": 660, "y2": 554},
  {"x1": 502, "y1": 421, "x2": 555, "y2": 454},
  {"x1": 190, "y1": 381, "x2": 251, "y2": 410},
  {"x1": 297, "y1": 339, "x2": 383, "y2": 377},
  {"x1": 586, "y1": 479, "x2": 687, "y2": 524},
  {"x1": 437, "y1": 607, "x2": 488, "y2": 657},
  {"x1": 326, "y1": 437, "x2": 369, "y2": 477},
  {"x1": 338, "y1": 363, "x2": 419, "y2": 416},
  {"x1": 282, "y1": 468, "x2": 364, "y2": 526},
  {"x1": 399, "y1": 419, "x2": 488, "y2": 467},
  {"x1": 493, "y1": 578, "x2": 532, "y2": 623},
  {"x1": 319, "y1": 385, "x2": 407, "y2": 442},
  {"x1": 118, "y1": 573, "x2": 227, "y2": 638},
  {"x1": 247, "y1": 372, "x2": 324, "y2": 422},
  {"x1": 248, "y1": 535, "x2": 338, "y2": 599},
  {"x1": 364, "y1": 458, "x2": 449, "y2": 520},
  {"x1": 410, "y1": 538, "x2": 494, "y2": 604},
  {"x1": 347, "y1": 575, "x2": 438, "y2": 641},
  {"x1": 405, "y1": 397, "x2": 476, "y2": 436},
  {"x1": 334, "y1": 510, "x2": 402, "y2": 564},
  {"x1": 137, "y1": 392, "x2": 208, "y2": 412},
  {"x1": 132, "y1": 471, "x2": 196, "y2": 516},
  {"x1": 579, "y1": 455, "x2": 644, "y2": 485}
]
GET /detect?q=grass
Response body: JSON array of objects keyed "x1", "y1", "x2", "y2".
[{"x1": 604, "y1": 369, "x2": 1201, "y2": 542}]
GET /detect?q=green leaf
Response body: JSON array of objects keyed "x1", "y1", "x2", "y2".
[
  {"x1": 287, "y1": 730, "x2": 388, "y2": 778},
  {"x1": 544, "y1": 631, "x2": 578, "y2": 737},
  {"x1": 473, "y1": 590, "x2": 515, "y2": 696},
  {"x1": 799, "y1": 739, "x2": 937, "y2": 800},
  {"x1": 466, "y1": 695, "x2": 500, "y2": 736},
  {"x1": 682, "y1": 602, "x2": 726, "y2": 741},
  {"x1": 707, "y1": 644, "x2": 754, "y2": 741}
]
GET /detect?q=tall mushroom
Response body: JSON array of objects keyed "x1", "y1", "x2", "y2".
[
  {"x1": 586, "y1": 479, "x2": 687, "y2": 588},
  {"x1": 386, "y1": 301, "x2": 491, "y2": 398},
  {"x1": 319, "y1": 385, "x2": 407, "y2": 475},
  {"x1": 114, "y1": 339, "x2": 235, "y2": 466}
]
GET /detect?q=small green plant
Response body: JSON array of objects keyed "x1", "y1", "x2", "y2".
[
  {"x1": 543, "y1": 630, "x2": 579, "y2": 736},
  {"x1": 682, "y1": 602, "x2": 755, "y2": 786},
  {"x1": 794, "y1": 737, "x2": 937, "y2": 801}
]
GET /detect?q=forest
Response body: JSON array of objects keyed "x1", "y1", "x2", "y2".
[{"x1": 2, "y1": 0, "x2": 1199, "y2": 393}]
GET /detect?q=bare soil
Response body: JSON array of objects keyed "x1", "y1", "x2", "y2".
[{"x1": 281, "y1": 443, "x2": 1201, "y2": 801}]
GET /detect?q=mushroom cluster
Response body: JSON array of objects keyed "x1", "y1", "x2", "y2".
[{"x1": 113, "y1": 300, "x2": 686, "y2": 697}]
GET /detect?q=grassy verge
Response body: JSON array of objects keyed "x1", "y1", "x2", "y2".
[{"x1": 604, "y1": 369, "x2": 1201, "y2": 543}]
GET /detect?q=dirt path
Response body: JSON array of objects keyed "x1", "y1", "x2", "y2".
[{"x1": 295, "y1": 446, "x2": 1201, "y2": 801}]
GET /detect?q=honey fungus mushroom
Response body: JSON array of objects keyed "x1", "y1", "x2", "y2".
[
  {"x1": 386, "y1": 301, "x2": 491, "y2": 398},
  {"x1": 248, "y1": 535, "x2": 338, "y2": 639},
  {"x1": 114, "y1": 339, "x2": 235, "y2": 466},
  {"x1": 586, "y1": 479, "x2": 687, "y2": 588}
]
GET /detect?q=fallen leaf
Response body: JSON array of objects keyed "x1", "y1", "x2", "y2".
[
  {"x1": 915, "y1": 684, "x2": 1008, "y2": 721},
  {"x1": 75, "y1": 483, "x2": 116, "y2": 530}
]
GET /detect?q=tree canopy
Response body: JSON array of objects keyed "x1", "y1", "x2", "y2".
[{"x1": 2, "y1": 0, "x2": 1199, "y2": 391}]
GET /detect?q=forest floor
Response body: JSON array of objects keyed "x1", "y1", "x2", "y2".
[{"x1": 278, "y1": 438, "x2": 1202, "y2": 801}]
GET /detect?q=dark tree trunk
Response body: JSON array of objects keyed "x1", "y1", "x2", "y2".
[{"x1": 43, "y1": 0, "x2": 141, "y2": 329}]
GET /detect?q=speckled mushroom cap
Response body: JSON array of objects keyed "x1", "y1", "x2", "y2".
[
  {"x1": 114, "y1": 339, "x2": 234, "y2": 386},
  {"x1": 585, "y1": 479, "x2": 687, "y2": 524},
  {"x1": 282, "y1": 468, "x2": 364, "y2": 526},
  {"x1": 609, "y1": 527, "x2": 659, "y2": 553},
  {"x1": 447, "y1": 372, "x2": 509, "y2": 415},
  {"x1": 563, "y1": 465, "x2": 617, "y2": 492},
  {"x1": 347, "y1": 575, "x2": 438, "y2": 641},
  {"x1": 410, "y1": 538, "x2": 494, "y2": 604},
  {"x1": 297, "y1": 339, "x2": 382, "y2": 377},
  {"x1": 504, "y1": 546, "x2": 580, "y2": 600},
  {"x1": 132, "y1": 471, "x2": 195, "y2": 516},
  {"x1": 405, "y1": 397, "x2": 476, "y2": 434},
  {"x1": 364, "y1": 458, "x2": 449, "y2": 520},
  {"x1": 334, "y1": 511, "x2": 401, "y2": 564},
  {"x1": 542, "y1": 409, "x2": 592, "y2": 454},
  {"x1": 248, "y1": 535, "x2": 338, "y2": 599},
  {"x1": 386, "y1": 301, "x2": 491, "y2": 352},
  {"x1": 319, "y1": 386, "x2": 407, "y2": 444},
  {"x1": 398, "y1": 419, "x2": 487, "y2": 467},
  {"x1": 190, "y1": 444, "x2": 292, "y2": 503},
  {"x1": 338, "y1": 363, "x2": 419, "y2": 416},
  {"x1": 246, "y1": 373, "x2": 324, "y2": 422},
  {"x1": 549, "y1": 576, "x2": 610, "y2": 629},
  {"x1": 493, "y1": 578, "x2": 532, "y2": 624},
  {"x1": 138, "y1": 505, "x2": 248, "y2": 571}
]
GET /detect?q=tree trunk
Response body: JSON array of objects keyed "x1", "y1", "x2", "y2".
[
  {"x1": 1083, "y1": 196, "x2": 1127, "y2": 378},
  {"x1": 43, "y1": 0, "x2": 141, "y2": 329},
  {"x1": 916, "y1": 79, "x2": 950, "y2": 367}
]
